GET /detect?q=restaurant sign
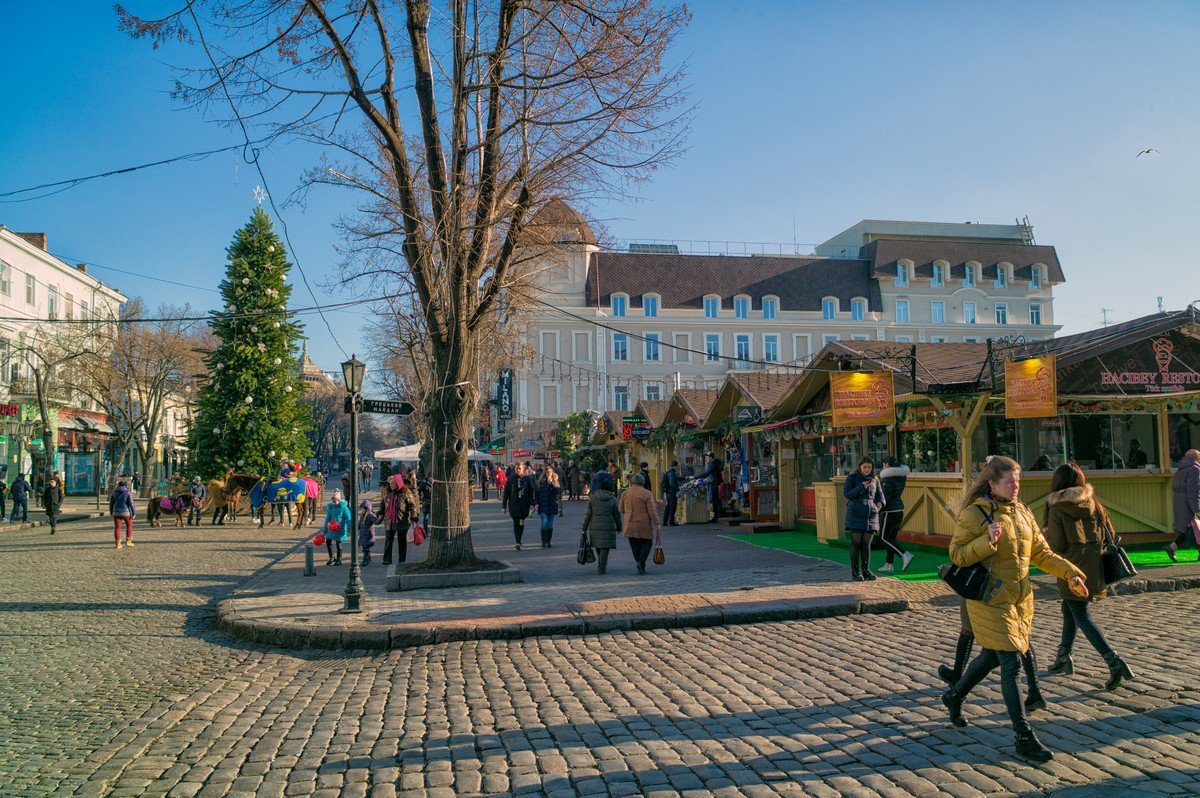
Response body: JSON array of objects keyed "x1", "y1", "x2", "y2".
[
  {"x1": 1005, "y1": 354, "x2": 1057, "y2": 419},
  {"x1": 1058, "y1": 331, "x2": 1200, "y2": 395},
  {"x1": 621, "y1": 415, "x2": 653, "y2": 441},
  {"x1": 830, "y1": 371, "x2": 895, "y2": 428}
]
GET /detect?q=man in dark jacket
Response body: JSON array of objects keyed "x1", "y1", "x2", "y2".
[
  {"x1": 1167, "y1": 448, "x2": 1200, "y2": 562},
  {"x1": 661, "y1": 461, "x2": 680, "y2": 526},
  {"x1": 9, "y1": 472, "x2": 31, "y2": 523},
  {"x1": 698, "y1": 452, "x2": 724, "y2": 522},
  {"x1": 42, "y1": 475, "x2": 64, "y2": 534},
  {"x1": 877, "y1": 456, "x2": 914, "y2": 572}
]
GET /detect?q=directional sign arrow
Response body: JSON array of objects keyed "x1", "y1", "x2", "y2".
[{"x1": 344, "y1": 397, "x2": 415, "y2": 416}]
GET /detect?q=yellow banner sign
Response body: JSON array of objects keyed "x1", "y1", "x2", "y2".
[
  {"x1": 830, "y1": 371, "x2": 895, "y2": 428},
  {"x1": 1005, "y1": 354, "x2": 1058, "y2": 418}
]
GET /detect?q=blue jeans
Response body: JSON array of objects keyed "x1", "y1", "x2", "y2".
[
  {"x1": 10, "y1": 498, "x2": 28, "y2": 522},
  {"x1": 538, "y1": 511, "x2": 555, "y2": 546}
]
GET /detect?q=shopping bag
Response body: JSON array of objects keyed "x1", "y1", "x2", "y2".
[
  {"x1": 577, "y1": 532, "x2": 595, "y2": 564},
  {"x1": 407, "y1": 523, "x2": 427, "y2": 545}
]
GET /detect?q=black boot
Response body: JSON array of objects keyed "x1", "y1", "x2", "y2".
[
  {"x1": 1015, "y1": 731, "x2": 1054, "y2": 763},
  {"x1": 1046, "y1": 644, "x2": 1074, "y2": 676},
  {"x1": 851, "y1": 568, "x2": 864, "y2": 582},
  {"x1": 939, "y1": 633, "x2": 974, "y2": 684},
  {"x1": 1022, "y1": 645, "x2": 1047, "y2": 713},
  {"x1": 1104, "y1": 652, "x2": 1134, "y2": 690},
  {"x1": 942, "y1": 688, "x2": 968, "y2": 727}
]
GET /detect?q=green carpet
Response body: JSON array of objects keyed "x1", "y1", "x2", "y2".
[{"x1": 723, "y1": 531, "x2": 1197, "y2": 583}]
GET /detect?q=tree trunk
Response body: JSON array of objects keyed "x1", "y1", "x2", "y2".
[{"x1": 422, "y1": 352, "x2": 478, "y2": 569}]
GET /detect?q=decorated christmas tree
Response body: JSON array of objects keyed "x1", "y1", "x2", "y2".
[{"x1": 190, "y1": 209, "x2": 313, "y2": 477}]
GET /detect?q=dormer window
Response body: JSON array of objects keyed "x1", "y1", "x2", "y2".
[
  {"x1": 762, "y1": 297, "x2": 778, "y2": 319},
  {"x1": 704, "y1": 295, "x2": 720, "y2": 318},
  {"x1": 995, "y1": 264, "x2": 1009, "y2": 288},
  {"x1": 963, "y1": 265, "x2": 976, "y2": 288},
  {"x1": 734, "y1": 296, "x2": 749, "y2": 319},
  {"x1": 822, "y1": 297, "x2": 837, "y2": 320},
  {"x1": 895, "y1": 263, "x2": 909, "y2": 286},
  {"x1": 1030, "y1": 266, "x2": 1042, "y2": 290},
  {"x1": 931, "y1": 262, "x2": 945, "y2": 287},
  {"x1": 851, "y1": 298, "x2": 866, "y2": 321},
  {"x1": 643, "y1": 294, "x2": 659, "y2": 317},
  {"x1": 610, "y1": 294, "x2": 627, "y2": 317}
]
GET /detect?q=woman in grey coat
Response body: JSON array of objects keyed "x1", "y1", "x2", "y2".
[{"x1": 582, "y1": 472, "x2": 622, "y2": 574}]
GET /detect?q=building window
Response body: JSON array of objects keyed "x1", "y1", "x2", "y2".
[
  {"x1": 673, "y1": 332, "x2": 690, "y2": 363},
  {"x1": 572, "y1": 331, "x2": 590, "y2": 361},
  {"x1": 735, "y1": 334, "x2": 751, "y2": 363},
  {"x1": 80, "y1": 301, "x2": 88, "y2": 322},
  {"x1": 705, "y1": 333, "x2": 720, "y2": 362},
  {"x1": 851, "y1": 333, "x2": 870, "y2": 341},
  {"x1": 644, "y1": 333, "x2": 661, "y2": 362},
  {"x1": 963, "y1": 302, "x2": 977, "y2": 324},
  {"x1": 995, "y1": 302, "x2": 1008, "y2": 325},
  {"x1": 734, "y1": 296, "x2": 749, "y2": 319},
  {"x1": 613, "y1": 386, "x2": 629, "y2": 411},
  {"x1": 1030, "y1": 267, "x2": 1042, "y2": 290},
  {"x1": 931, "y1": 300, "x2": 945, "y2": 324},
  {"x1": 539, "y1": 330, "x2": 558, "y2": 359},
  {"x1": 822, "y1": 333, "x2": 840, "y2": 344},
  {"x1": 704, "y1": 296, "x2": 719, "y2": 318},
  {"x1": 963, "y1": 265, "x2": 976, "y2": 288},
  {"x1": 25, "y1": 274, "x2": 35, "y2": 305},
  {"x1": 611, "y1": 294, "x2": 627, "y2": 317},
  {"x1": 996, "y1": 266, "x2": 1008, "y2": 288},
  {"x1": 1030, "y1": 303, "x2": 1043, "y2": 325},
  {"x1": 643, "y1": 295, "x2": 658, "y2": 317},
  {"x1": 763, "y1": 335, "x2": 779, "y2": 363},
  {"x1": 762, "y1": 297, "x2": 777, "y2": 319},
  {"x1": 895, "y1": 335, "x2": 913, "y2": 343},
  {"x1": 540, "y1": 384, "x2": 559, "y2": 417},
  {"x1": 822, "y1": 298, "x2": 837, "y2": 320},
  {"x1": 931, "y1": 263, "x2": 944, "y2": 287},
  {"x1": 612, "y1": 333, "x2": 628, "y2": 361},
  {"x1": 963, "y1": 336, "x2": 980, "y2": 344},
  {"x1": 895, "y1": 299, "x2": 909, "y2": 324},
  {"x1": 896, "y1": 263, "x2": 908, "y2": 286},
  {"x1": 65, "y1": 293, "x2": 74, "y2": 320},
  {"x1": 48, "y1": 286, "x2": 59, "y2": 319},
  {"x1": 645, "y1": 383, "x2": 661, "y2": 401},
  {"x1": 931, "y1": 335, "x2": 949, "y2": 343},
  {"x1": 851, "y1": 299, "x2": 865, "y2": 321},
  {"x1": 0, "y1": 262, "x2": 9, "y2": 295}
]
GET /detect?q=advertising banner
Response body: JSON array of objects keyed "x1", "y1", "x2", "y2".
[
  {"x1": 830, "y1": 371, "x2": 895, "y2": 428},
  {"x1": 497, "y1": 369, "x2": 514, "y2": 420},
  {"x1": 621, "y1": 416, "x2": 652, "y2": 441},
  {"x1": 1005, "y1": 355, "x2": 1058, "y2": 418}
]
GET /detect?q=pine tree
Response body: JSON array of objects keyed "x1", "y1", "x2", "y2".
[{"x1": 191, "y1": 209, "x2": 313, "y2": 478}]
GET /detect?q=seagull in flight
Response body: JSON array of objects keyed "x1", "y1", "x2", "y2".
[{"x1": 1137, "y1": 148, "x2": 1159, "y2": 157}]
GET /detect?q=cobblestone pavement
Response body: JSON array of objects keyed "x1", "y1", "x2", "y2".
[{"x1": 2, "y1": 515, "x2": 1198, "y2": 797}]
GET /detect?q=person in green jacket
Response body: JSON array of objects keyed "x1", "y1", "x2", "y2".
[{"x1": 582, "y1": 472, "x2": 621, "y2": 574}]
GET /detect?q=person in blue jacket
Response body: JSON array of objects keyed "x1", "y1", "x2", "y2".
[
  {"x1": 697, "y1": 452, "x2": 725, "y2": 522},
  {"x1": 534, "y1": 468, "x2": 562, "y2": 548},
  {"x1": 843, "y1": 456, "x2": 885, "y2": 581},
  {"x1": 322, "y1": 489, "x2": 353, "y2": 566}
]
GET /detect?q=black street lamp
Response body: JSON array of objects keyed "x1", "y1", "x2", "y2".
[{"x1": 340, "y1": 354, "x2": 367, "y2": 614}]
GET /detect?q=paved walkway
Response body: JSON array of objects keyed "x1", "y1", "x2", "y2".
[{"x1": 218, "y1": 498, "x2": 1200, "y2": 650}]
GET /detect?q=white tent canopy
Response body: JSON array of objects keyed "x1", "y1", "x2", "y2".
[{"x1": 374, "y1": 443, "x2": 492, "y2": 462}]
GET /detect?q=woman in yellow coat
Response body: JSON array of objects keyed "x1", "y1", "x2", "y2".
[{"x1": 943, "y1": 456, "x2": 1088, "y2": 763}]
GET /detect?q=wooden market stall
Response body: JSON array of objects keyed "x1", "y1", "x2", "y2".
[{"x1": 661, "y1": 388, "x2": 721, "y2": 523}]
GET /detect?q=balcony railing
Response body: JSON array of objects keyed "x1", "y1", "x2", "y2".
[{"x1": 7, "y1": 378, "x2": 73, "y2": 403}]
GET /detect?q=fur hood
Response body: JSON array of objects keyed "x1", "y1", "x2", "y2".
[
  {"x1": 1046, "y1": 483, "x2": 1095, "y2": 512},
  {"x1": 879, "y1": 465, "x2": 910, "y2": 479}
]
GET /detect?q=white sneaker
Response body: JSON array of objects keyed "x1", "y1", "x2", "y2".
[
  {"x1": 878, "y1": 563, "x2": 894, "y2": 572},
  {"x1": 902, "y1": 551, "x2": 915, "y2": 572}
]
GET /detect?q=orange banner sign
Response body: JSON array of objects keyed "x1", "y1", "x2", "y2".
[
  {"x1": 830, "y1": 371, "x2": 895, "y2": 428},
  {"x1": 1005, "y1": 355, "x2": 1058, "y2": 418}
]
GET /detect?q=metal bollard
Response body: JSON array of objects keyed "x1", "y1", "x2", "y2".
[{"x1": 303, "y1": 543, "x2": 315, "y2": 577}]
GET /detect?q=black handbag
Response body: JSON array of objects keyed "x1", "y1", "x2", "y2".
[
  {"x1": 939, "y1": 505, "x2": 995, "y2": 601},
  {"x1": 1099, "y1": 513, "x2": 1137, "y2": 585},
  {"x1": 577, "y1": 532, "x2": 596, "y2": 565}
]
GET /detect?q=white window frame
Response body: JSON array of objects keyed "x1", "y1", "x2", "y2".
[
  {"x1": 538, "y1": 329, "x2": 559, "y2": 360},
  {"x1": 610, "y1": 293, "x2": 628, "y2": 317},
  {"x1": 963, "y1": 302, "x2": 977, "y2": 324},
  {"x1": 995, "y1": 302, "x2": 1008, "y2": 325},
  {"x1": 672, "y1": 331, "x2": 691, "y2": 363},
  {"x1": 822, "y1": 333, "x2": 840, "y2": 345},
  {"x1": 931, "y1": 262, "x2": 944, "y2": 287},
  {"x1": 572, "y1": 330, "x2": 591, "y2": 362},
  {"x1": 762, "y1": 296, "x2": 778, "y2": 320},
  {"x1": 895, "y1": 299, "x2": 909, "y2": 324},
  {"x1": 47, "y1": 285, "x2": 59, "y2": 320},
  {"x1": 734, "y1": 333, "x2": 752, "y2": 364},
  {"x1": 24, "y1": 274, "x2": 35, "y2": 305},
  {"x1": 704, "y1": 332, "x2": 721, "y2": 363},
  {"x1": 821, "y1": 297, "x2": 837, "y2": 320},
  {"x1": 643, "y1": 294, "x2": 659, "y2": 318},
  {"x1": 540, "y1": 382, "x2": 560, "y2": 417},
  {"x1": 1029, "y1": 265, "x2": 1043, "y2": 290},
  {"x1": 733, "y1": 295, "x2": 750, "y2": 319},
  {"x1": 0, "y1": 261, "x2": 10, "y2": 296},
  {"x1": 792, "y1": 333, "x2": 812, "y2": 364},
  {"x1": 995, "y1": 263, "x2": 1009, "y2": 288},
  {"x1": 613, "y1": 385, "x2": 630, "y2": 412},
  {"x1": 931, "y1": 300, "x2": 945, "y2": 324},
  {"x1": 643, "y1": 332, "x2": 661, "y2": 363},
  {"x1": 703, "y1": 295, "x2": 720, "y2": 318},
  {"x1": 611, "y1": 333, "x2": 629, "y2": 362},
  {"x1": 963, "y1": 263, "x2": 977, "y2": 288},
  {"x1": 850, "y1": 298, "x2": 866, "y2": 321},
  {"x1": 644, "y1": 383, "x2": 662, "y2": 402},
  {"x1": 895, "y1": 262, "x2": 909, "y2": 286},
  {"x1": 1030, "y1": 303, "x2": 1043, "y2": 325},
  {"x1": 762, "y1": 333, "x2": 780, "y2": 363}
]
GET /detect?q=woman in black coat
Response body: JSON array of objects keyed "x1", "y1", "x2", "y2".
[
  {"x1": 843, "y1": 456, "x2": 884, "y2": 581},
  {"x1": 503, "y1": 462, "x2": 536, "y2": 550}
]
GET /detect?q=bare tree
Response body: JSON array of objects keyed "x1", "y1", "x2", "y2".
[{"x1": 120, "y1": 0, "x2": 690, "y2": 567}]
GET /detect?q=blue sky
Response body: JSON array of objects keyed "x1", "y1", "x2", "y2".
[{"x1": 2, "y1": 1, "x2": 1198, "y2": 378}]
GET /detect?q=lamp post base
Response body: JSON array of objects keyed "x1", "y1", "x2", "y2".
[{"x1": 341, "y1": 565, "x2": 366, "y2": 613}]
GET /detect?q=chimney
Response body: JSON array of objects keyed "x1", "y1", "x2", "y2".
[
  {"x1": 76, "y1": 263, "x2": 88, "y2": 274},
  {"x1": 15, "y1": 232, "x2": 47, "y2": 251}
]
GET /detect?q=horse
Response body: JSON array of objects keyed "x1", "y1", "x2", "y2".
[
  {"x1": 251, "y1": 475, "x2": 310, "y2": 529},
  {"x1": 203, "y1": 473, "x2": 261, "y2": 525},
  {"x1": 147, "y1": 494, "x2": 198, "y2": 527}
]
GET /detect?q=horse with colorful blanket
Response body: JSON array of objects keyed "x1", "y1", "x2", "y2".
[
  {"x1": 147, "y1": 494, "x2": 200, "y2": 527},
  {"x1": 251, "y1": 474, "x2": 310, "y2": 529}
]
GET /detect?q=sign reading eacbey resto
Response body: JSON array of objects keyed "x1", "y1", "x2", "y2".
[
  {"x1": 1005, "y1": 355, "x2": 1057, "y2": 418},
  {"x1": 830, "y1": 371, "x2": 895, "y2": 428},
  {"x1": 1057, "y1": 331, "x2": 1200, "y2": 395}
]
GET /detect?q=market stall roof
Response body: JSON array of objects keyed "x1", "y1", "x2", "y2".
[
  {"x1": 374, "y1": 443, "x2": 492, "y2": 461},
  {"x1": 635, "y1": 399, "x2": 669, "y2": 428},
  {"x1": 663, "y1": 388, "x2": 721, "y2": 427},
  {"x1": 699, "y1": 371, "x2": 802, "y2": 431}
]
